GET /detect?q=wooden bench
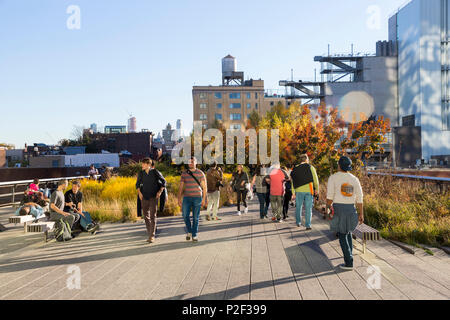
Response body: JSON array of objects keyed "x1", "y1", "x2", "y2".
[
  {"x1": 27, "y1": 221, "x2": 55, "y2": 242},
  {"x1": 9, "y1": 215, "x2": 37, "y2": 232},
  {"x1": 353, "y1": 223, "x2": 381, "y2": 254},
  {"x1": 9, "y1": 215, "x2": 48, "y2": 233}
]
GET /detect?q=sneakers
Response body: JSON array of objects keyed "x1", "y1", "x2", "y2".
[
  {"x1": 88, "y1": 224, "x2": 100, "y2": 235},
  {"x1": 186, "y1": 233, "x2": 192, "y2": 241},
  {"x1": 192, "y1": 236, "x2": 199, "y2": 242},
  {"x1": 339, "y1": 264, "x2": 353, "y2": 271},
  {"x1": 278, "y1": 219, "x2": 283, "y2": 223},
  {"x1": 296, "y1": 223, "x2": 301, "y2": 227},
  {"x1": 147, "y1": 237, "x2": 155, "y2": 243},
  {"x1": 237, "y1": 211, "x2": 241, "y2": 216},
  {"x1": 244, "y1": 207, "x2": 248, "y2": 214},
  {"x1": 306, "y1": 227, "x2": 312, "y2": 231},
  {"x1": 271, "y1": 217, "x2": 277, "y2": 222},
  {"x1": 213, "y1": 217, "x2": 222, "y2": 221},
  {"x1": 205, "y1": 215, "x2": 211, "y2": 221}
]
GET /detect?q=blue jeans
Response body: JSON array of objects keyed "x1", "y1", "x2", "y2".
[
  {"x1": 338, "y1": 232, "x2": 353, "y2": 267},
  {"x1": 295, "y1": 192, "x2": 313, "y2": 227},
  {"x1": 182, "y1": 196, "x2": 202, "y2": 237},
  {"x1": 256, "y1": 192, "x2": 268, "y2": 218}
]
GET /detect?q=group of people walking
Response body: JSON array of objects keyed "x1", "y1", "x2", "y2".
[{"x1": 136, "y1": 154, "x2": 363, "y2": 271}]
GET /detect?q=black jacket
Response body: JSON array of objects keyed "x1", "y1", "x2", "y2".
[{"x1": 136, "y1": 169, "x2": 166, "y2": 200}]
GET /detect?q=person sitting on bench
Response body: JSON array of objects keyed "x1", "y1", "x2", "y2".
[
  {"x1": 14, "y1": 202, "x2": 45, "y2": 219},
  {"x1": 64, "y1": 180, "x2": 99, "y2": 234},
  {"x1": 49, "y1": 179, "x2": 76, "y2": 229}
]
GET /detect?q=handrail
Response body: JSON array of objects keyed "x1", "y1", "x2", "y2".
[
  {"x1": 0, "y1": 175, "x2": 100, "y2": 208},
  {"x1": 0, "y1": 176, "x2": 92, "y2": 187},
  {"x1": 367, "y1": 172, "x2": 450, "y2": 183}
]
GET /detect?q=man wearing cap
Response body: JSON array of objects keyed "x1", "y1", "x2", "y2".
[{"x1": 326, "y1": 156, "x2": 364, "y2": 271}]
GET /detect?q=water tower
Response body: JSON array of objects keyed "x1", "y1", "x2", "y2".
[
  {"x1": 128, "y1": 117, "x2": 137, "y2": 133},
  {"x1": 222, "y1": 54, "x2": 244, "y2": 86}
]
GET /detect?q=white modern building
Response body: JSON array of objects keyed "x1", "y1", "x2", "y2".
[{"x1": 392, "y1": 0, "x2": 450, "y2": 163}]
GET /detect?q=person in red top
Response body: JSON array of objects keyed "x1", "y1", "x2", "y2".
[
  {"x1": 265, "y1": 163, "x2": 289, "y2": 222},
  {"x1": 27, "y1": 179, "x2": 40, "y2": 196}
]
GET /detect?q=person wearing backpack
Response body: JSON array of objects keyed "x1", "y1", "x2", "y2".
[
  {"x1": 251, "y1": 165, "x2": 269, "y2": 219},
  {"x1": 291, "y1": 154, "x2": 319, "y2": 229},
  {"x1": 178, "y1": 156, "x2": 207, "y2": 242},
  {"x1": 205, "y1": 162, "x2": 223, "y2": 221},
  {"x1": 136, "y1": 158, "x2": 166, "y2": 244},
  {"x1": 49, "y1": 179, "x2": 75, "y2": 241}
]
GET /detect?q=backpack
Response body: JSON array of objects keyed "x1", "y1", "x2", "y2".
[{"x1": 55, "y1": 219, "x2": 72, "y2": 242}]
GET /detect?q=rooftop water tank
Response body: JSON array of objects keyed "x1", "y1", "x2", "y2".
[{"x1": 222, "y1": 54, "x2": 237, "y2": 77}]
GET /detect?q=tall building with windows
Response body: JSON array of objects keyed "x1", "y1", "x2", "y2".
[
  {"x1": 192, "y1": 55, "x2": 295, "y2": 130},
  {"x1": 391, "y1": 0, "x2": 450, "y2": 162}
]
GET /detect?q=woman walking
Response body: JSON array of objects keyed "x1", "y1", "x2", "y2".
[{"x1": 231, "y1": 165, "x2": 249, "y2": 216}]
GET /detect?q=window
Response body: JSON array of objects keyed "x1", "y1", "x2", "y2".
[
  {"x1": 52, "y1": 160, "x2": 59, "y2": 168},
  {"x1": 247, "y1": 114, "x2": 251, "y2": 120},
  {"x1": 402, "y1": 115, "x2": 415, "y2": 127},
  {"x1": 229, "y1": 103, "x2": 241, "y2": 109},
  {"x1": 270, "y1": 101, "x2": 274, "y2": 106},
  {"x1": 230, "y1": 124, "x2": 241, "y2": 130},
  {"x1": 216, "y1": 103, "x2": 222, "y2": 109},
  {"x1": 202, "y1": 124, "x2": 208, "y2": 129},
  {"x1": 255, "y1": 103, "x2": 258, "y2": 109},
  {"x1": 200, "y1": 114, "x2": 207, "y2": 120},
  {"x1": 247, "y1": 103, "x2": 251, "y2": 109},
  {"x1": 215, "y1": 113, "x2": 222, "y2": 120},
  {"x1": 229, "y1": 92, "x2": 241, "y2": 99},
  {"x1": 214, "y1": 92, "x2": 222, "y2": 99},
  {"x1": 200, "y1": 103, "x2": 207, "y2": 109},
  {"x1": 246, "y1": 92, "x2": 251, "y2": 99},
  {"x1": 199, "y1": 93, "x2": 207, "y2": 99},
  {"x1": 230, "y1": 113, "x2": 241, "y2": 120},
  {"x1": 255, "y1": 92, "x2": 258, "y2": 99}
]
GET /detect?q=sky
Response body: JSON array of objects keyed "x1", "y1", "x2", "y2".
[{"x1": 0, "y1": 0, "x2": 407, "y2": 148}]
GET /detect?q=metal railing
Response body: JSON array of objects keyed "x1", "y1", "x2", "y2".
[{"x1": 0, "y1": 175, "x2": 95, "y2": 208}]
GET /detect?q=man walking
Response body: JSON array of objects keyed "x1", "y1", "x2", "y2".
[
  {"x1": 136, "y1": 158, "x2": 166, "y2": 243},
  {"x1": 291, "y1": 154, "x2": 319, "y2": 230},
  {"x1": 326, "y1": 156, "x2": 364, "y2": 270},
  {"x1": 178, "y1": 157, "x2": 207, "y2": 242},
  {"x1": 205, "y1": 162, "x2": 223, "y2": 221}
]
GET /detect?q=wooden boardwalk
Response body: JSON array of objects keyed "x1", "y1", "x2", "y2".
[{"x1": 0, "y1": 201, "x2": 449, "y2": 300}]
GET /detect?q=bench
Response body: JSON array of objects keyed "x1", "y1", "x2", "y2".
[
  {"x1": 353, "y1": 223, "x2": 381, "y2": 254},
  {"x1": 9, "y1": 215, "x2": 48, "y2": 233},
  {"x1": 27, "y1": 221, "x2": 55, "y2": 242}
]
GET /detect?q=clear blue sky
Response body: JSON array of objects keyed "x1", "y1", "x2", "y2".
[{"x1": 0, "y1": 0, "x2": 406, "y2": 148}]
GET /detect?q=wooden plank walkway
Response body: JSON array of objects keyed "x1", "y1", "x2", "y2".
[{"x1": 0, "y1": 202, "x2": 449, "y2": 300}]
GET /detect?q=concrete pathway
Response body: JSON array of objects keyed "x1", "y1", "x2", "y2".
[{"x1": 0, "y1": 202, "x2": 449, "y2": 300}]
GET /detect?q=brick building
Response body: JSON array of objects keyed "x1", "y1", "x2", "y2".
[{"x1": 89, "y1": 131, "x2": 154, "y2": 158}]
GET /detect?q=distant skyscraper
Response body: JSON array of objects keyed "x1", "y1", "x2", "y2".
[
  {"x1": 128, "y1": 117, "x2": 137, "y2": 133},
  {"x1": 90, "y1": 123, "x2": 98, "y2": 133},
  {"x1": 176, "y1": 119, "x2": 182, "y2": 130}
]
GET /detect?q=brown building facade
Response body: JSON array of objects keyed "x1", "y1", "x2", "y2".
[{"x1": 193, "y1": 79, "x2": 295, "y2": 130}]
